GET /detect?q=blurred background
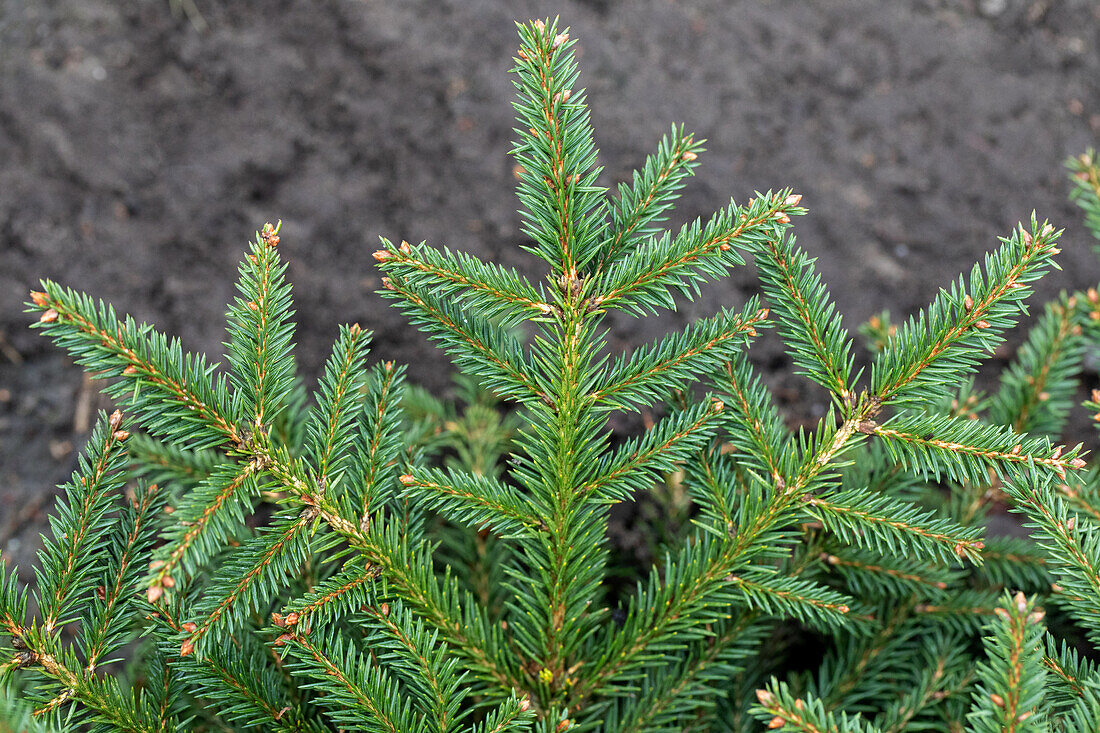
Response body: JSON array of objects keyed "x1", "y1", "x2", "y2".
[{"x1": 1, "y1": 0, "x2": 1099, "y2": 573}]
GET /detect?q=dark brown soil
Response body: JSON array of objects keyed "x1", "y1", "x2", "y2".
[{"x1": 2, "y1": 0, "x2": 1099, "y2": 574}]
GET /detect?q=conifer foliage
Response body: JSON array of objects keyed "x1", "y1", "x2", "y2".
[{"x1": 6, "y1": 17, "x2": 1100, "y2": 732}]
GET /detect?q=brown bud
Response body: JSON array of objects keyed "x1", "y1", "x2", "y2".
[
  {"x1": 1042, "y1": 223, "x2": 1055, "y2": 237},
  {"x1": 1014, "y1": 591, "x2": 1027, "y2": 613},
  {"x1": 784, "y1": 193, "x2": 802, "y2": 207},
  {"x1": 273, "y1": 633, "x2": 294, "y2": 647},
  {"x1": 123, "y1": 364, "x2": 139, "y2": 375},
  {"x1": 682, "y1": 151, "x2": 698, "y2": 162},
  {"x1": 285, "y1": 612, "x2": 300, "y2": 626},
  {"x1": 180, "y1": 639, "x2": 195, "y2": 657},
  {"x1": 1021, "y1": 230, "x2": 1032, "y2": 246},
  {"x1": 1070, "y1": 457, "x2": 1088, "y2": 470},
  {"x1": 149, "y1": 560, "x2": 165, "y2": 570},
  {"x1": 109, "y1": 409, "x2": 124, "y2": 430},
  {"x1": 974, "y1": 320, "x2": 991, "y2": 329},
  {"x1": 39, "y1": 308, "x2": 59, "y2": 323},
  {"x1": 838, "y1": 605, "x2": 850, "y2": 614},
  {"x1": 349, "y1": 323, "x2": 362, "y2": 336},
  {"x1": 373, "y1": 249, "x2": 395, "y2": 262},
  {"x1": 857, "y1": 420, "x2": 878, "y2": 435},
  {"x1": 990, "y1": 693, "x2": 1005, "y2": 708},
  {"x1": 517, "y1": 48, "x2": 529, "y2": 61},
  {"x1": 30, "y1": 291, "x2": 49, "y2": 307},
  {"x1": 753, "y1": 688, "x2": 773, "y2": 704},
  {"x1": 181, "y1": 622, "x2": 197, "y2": 633},
  {"x1": 1052, "y1": 446, "x2": 1063, "y2": 460},
  {"x1": 533, "y1": 19, "x2": 545, "y2": 32},
  {"x1": 561, "y1": 89, "x2": 571, "y2": 102},
  {"x1": 96, "y1": 584, "x2": 106, "y2": 600},
  {"x1": 246, "y1": 301, "x2": 258, "y2": 311},
  {"x1": 794, "y1": 699, "x2": 804, "y2": 711},
  {"x1": 379, "y1": 603, "x2": 390, "y2": 616},
  {"x1": 161, "y1": 575, "x2": 175, "y2": 588},
  {"x1": 381, "y1": 277, "x2": 395, "y2": 291},
  {"x1": 112, "y1": 430, "x2": 130, "y2": 442},
  {"x1": 272, "y1": 613, "x2": 285, "y2": 627},
  {"x1": 768, "y1": 717, "x2": 785, "y2": 729},
  {"x1": 399, "y1": 240, "x2": 412, "y2": 254},
  {"x1": 551, "y1": 32, "x2": 569, "y2": 50},
  {"x1": 147, "y1": 585, "x2": 163, "y2": 603},
  {"x1": 963, "y1": 294, "x2": 973, "y2": 312},
  {"x1": 399, "y1": 474, "x2": 416, "y2": 486},
  {"x1": 775, "y1": 212, "x2": 791, "y2": 224},
  {"x1": 711, "y1": 399, "x2": 724, "y2": 412}
]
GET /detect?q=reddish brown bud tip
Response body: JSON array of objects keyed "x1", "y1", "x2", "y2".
[
  {"x1": 517, "y1": 48, "x2": 529, "y2": 61},
  {"x1": 1070, "y1": 457, "x2": 1088, "y2": 470},
  {"x1": 682, "y1": 151, "x2": 698, "y2": 162},
  {"x1": 123, "y1": 364, "x2": 139, "y2": 375},
  {"x1": 755, "y1": 688, "x2": 774, "y2": 704},
  {"x1": 768, "y1": 717, "x2": 785, "y2": 729},
  {"x1": 112, "y1": 430, "x2": 130, "y2": 442},
  {"x1": 181, "y1": 622, "x2": 197, "y2": 633},
  {"x1": 711, "y1": 399, "x2": 724, "y2": 412},
  {"x1": 399, "y1": 240, "x2": 412, "y2": 254},
  {"x1": 30, "y1": 291, "x2": 49, "y2": 307},
  {"x1": 990, "y1": 693, "x2": 1005, "y2": 708},
  {"x1": 784, "y1": 193, "x2": 802, "y2": 207},
  {"x1": 379, "y1": 603, "x2": 389, "y2": 616},
  {"x1": 273, "y1": 633, "x2": 294, "y2": 647},
  {"x1": 373, "y1": 249, "x2": 395, "y2": 262},
  {"x1": 963, "y1": 294, "x2": 974, "y2": 312},
  {"x1": 39, "y1": 308, "x2": 59, "y2": 323},
  {"x1": 381, "y1": 277, "x2": 396, "y2": 291},
  {"x1": 974, "y1": 320, "x2": 991, "y2": 329},
  {"x1": 518, "y1": 696, "x2": 531, "y2": 712},
  {"x1": 551, "y1": 32, "x2": 569, "y2": 50},
  {"x1": 161, "y1": 575, "x2": 175, "y2": 589},
  {"x1": 109, "y1": 409, "x2": 124, "y2": 430},
  {"x1": 180, "y1": 639, "x2": 195, "y2": 657},
  {"x1": 284, "y1": 612, "x2": 299, "y2": 626},
  {"x1": 147, "y1": 585, "x2": 163, "y2": 603},
  {"x1": 775, "y1": 212, "x2": 791, "y2": 224},
  {"x1": 838, "y1": 605, "x2": 850, "y2": 614},
  {"x1": 399, "y1": 474, "x2": 416, "y2": 486},
  {"x1": 272, "y1": 613, "x2": 285, "y2": 627}
]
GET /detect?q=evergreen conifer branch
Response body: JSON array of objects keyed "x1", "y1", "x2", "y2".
[
  {"x1": 1068, "y1": 149, "x2": 1100, "y2": 245},
  {"x1": 750, "y1": 229, "x2": 855, "y2": 402},
  {"x1": 34, "y1": 412, "x2": 131, "y2": 636},
  {"x1": 592, "y1": 192, "x2": 795, "y2": 314},
  {"x1": 752, "y1": 682, "x2": 884, "y2": 733},
  {"x1": 512, "y1": 18, "x2": 606, "y2": 276},
  {"x1": 128, "y1": 432, "x2": 220, "y2": 488},
  {"x1": 303, "y1": 322, "x2": 372, "y2": 489},
  {"x1": 594, "y1": 125, "x2": 704, "y2": 273},
  {"x1": 727, "y1": 573, "x2": 854, "y2": 632},
  {"x1": 819, "y1": 550, "x2": 958, "y2": 600},
  {"x1": 966, "y1": 592, "x2": 1047, "y2": 732},
  {"x1": 352, "y1": 360, "x2": 406, "y2": 520},
  {"x1": 226, "y1": 222, "x2": 296, "y2": 428},
  {"x1": 282, "y1": 628, "x2": 418, "y2": 732},
  {"x1": 804, "y1": 488, "x2": 984, "y2": 565},
  {"x1": 869, "y1": 412, "x2": 1085, "y2": 485},
  {"x1": 29, "y1": 284, "x2": 242, "y2": 450},
  {"x1": 715, "y1": 355, "x2": 798, "y2": 487},
  {"x1": 870, "y1": 219, "x2": 1063, "y2": 409},
  {"x1": 149, "y1": 462, "x2": 259, "y2": 595},
  {"x1": 398, "y1": 467, "x2": 541, "y2": 537},
  {"x1": 379, "y1": 278, "x2": 547, "y2": 404},
  {"x1": 79, "y1": 480, "x2": 164, "y2": 675},
  {"x1": 374, "y1": 239, "x2": 549, "y2": 326},
  {"x1": 590, "y1": 302, "x2": 767, "y2": 410},
  {"x1": 582, "y1": 398, "x2": 726, "y2": 502},
  {"x1": 181, "y1": 509, "x2": 327, "y2": 658},
  {"x1": 987, "y1": 294, "x2": 1083, "y2": 436}
]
